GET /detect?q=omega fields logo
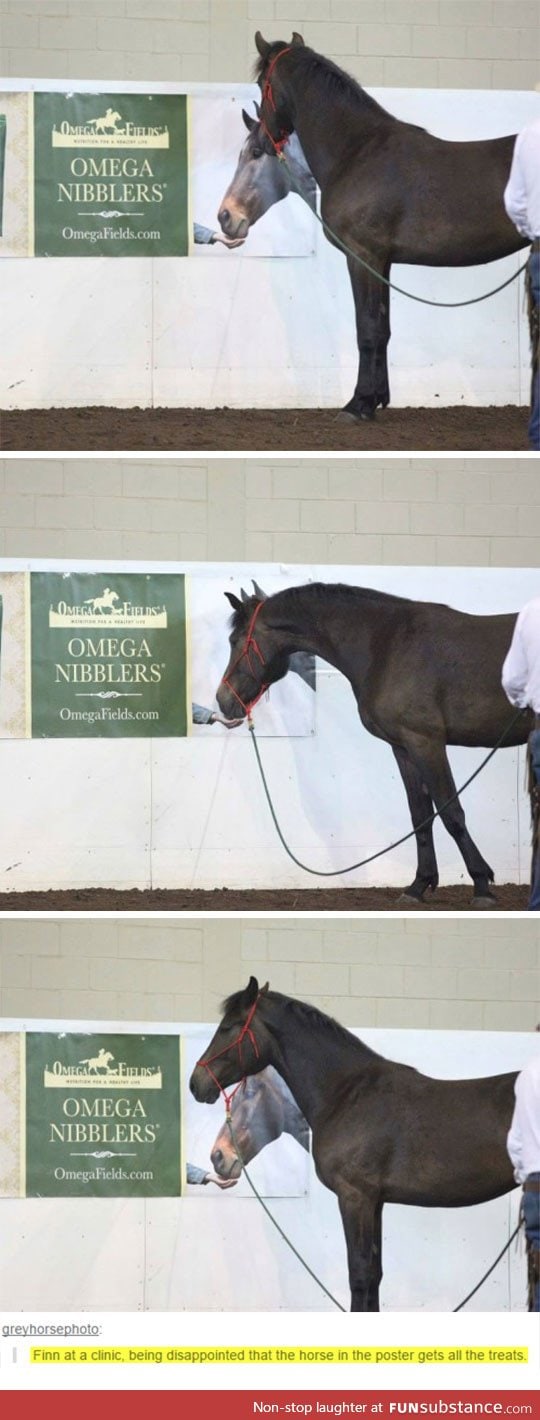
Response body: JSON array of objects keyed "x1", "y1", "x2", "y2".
[
  {"x1": 48, "y1": 584, "x2": 168, "y2": 628},
  {"x1": 51, "y1": 107, "x2": 170, "y2": 150}
]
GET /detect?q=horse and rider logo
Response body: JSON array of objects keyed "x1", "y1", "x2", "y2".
[{"x1": 83, "y1": 588, "x2": 120, "y2": 615}]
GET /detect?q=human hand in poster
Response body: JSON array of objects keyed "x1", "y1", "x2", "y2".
[
  {"x1": 193, "y1": 222, "x2": 246, "y2": 249},
  {"x1": 186, "y1": 1161, "x2": 238, "y2": 1190},
  {"x1": 191, "y1": 703, "x2": 244, "y2": 729}
]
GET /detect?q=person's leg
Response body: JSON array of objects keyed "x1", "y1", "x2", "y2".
[
  {"x1": 527, "y1": 248, "x2": 540, "y2": 452},
  {"x1": 528, "y1": 730, "x2": 540, "y2": 909},
  {"x1": 522, "y1": 1175, "x2": 540, "y2": 1311}
]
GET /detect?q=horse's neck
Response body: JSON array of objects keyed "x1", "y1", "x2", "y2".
[
  {"x1": 283, "y1": 1095, "x2": 310, "y2": 1150},
  {"x1": 266, "y1": 589, "x2": 379, "y2": 682},
  {"x1": 286, "y1": 65, "x2": 391, "y2": 190},
  {"x1": 265, "y1": 1004, "x2": 374, "y2": 1129}
]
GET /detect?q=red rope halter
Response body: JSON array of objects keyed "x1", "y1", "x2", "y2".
[
  {"x1": 260, "y1": 45, "x2": 294, "y2": 158},
  {"x1": 220, "y1": 599, "x2": 269, "y2": 717},
  {"x1": 196, "y1": 993, "x2": 262, "y2": 1115}
]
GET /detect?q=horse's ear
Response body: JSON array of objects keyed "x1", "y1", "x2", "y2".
[
  {"x1": 252, "y1": 580, "x2": 266, "y2": 600},
  {"x1": 255, "y1": 30, "x2": 270, "y2": 60},
  {"x1": 240, "y1": 587, "x2": 249, "y2": 603},
  {"x1": 224, "y1": 591, "x2": 242, "y2": 611},
  {"x1": 291, "y1": 31, "x2": 305, "y2": 46},
  {"x1": 245, "y1": 976, "x2": 259, "y2": 1003},
  {"x1": 261, "y1": 981, "x2": 269, "y2": 995},
  {"x1": 242, "y1": 107, "x2": 256, "y2": 132}
]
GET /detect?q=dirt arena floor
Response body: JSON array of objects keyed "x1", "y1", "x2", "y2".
[
  {"x1": 0, "y1": 884, "x2": 528, "y2": 911},
  {"x1": 1, "y1": 404, "x2": 529, "y2": 451}
]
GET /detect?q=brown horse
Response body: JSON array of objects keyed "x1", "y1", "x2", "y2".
[
  {"x1": 217, "y1": 582, "x2": 531, "y2": 905},
  {"x1": 210, "y1": 1065, "x2": 310, "y2": 1180},
  {"x1": 226, "y1": 32, "x2": 528, "y2": 421},
  {"x1": 190, "y1": 979, "x2": 518, "y2": 1312}
]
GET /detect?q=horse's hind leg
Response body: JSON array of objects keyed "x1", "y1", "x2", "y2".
[
  {"x1": 392, "y1": 746, "x2": 439, "y2": 902},
  {"x1": 404, "y1": 735, "x2": 496, "y2": 907},
  {"x1": 338, "y1": 1188, "x2": 380, "y2": 1312},
  {"x1": 340, "y1": 256, "x2": 389, "y2": 421}
]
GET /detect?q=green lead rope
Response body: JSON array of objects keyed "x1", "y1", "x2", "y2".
[{"x1": 247, "y1": 706, "x2": 525, "y2": 880}]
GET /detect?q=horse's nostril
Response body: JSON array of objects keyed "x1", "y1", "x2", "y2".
[
  {"x1": 219, "y1": 208, "x2": 230, "y2": 225},
  {"x1": 213, "y1": 1149, "x2": 223, "y2": 1166}
]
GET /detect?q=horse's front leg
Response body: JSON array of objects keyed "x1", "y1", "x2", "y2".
[
  {"x1": 338, "y1": 1187, "x2": 380, "y2": 1312},
  {"x1": 392, "y1": 745, "x2": 439, "y2": 903},
  {"x1": 341, "y1": 255, "x2": 390, "y2": 421}
]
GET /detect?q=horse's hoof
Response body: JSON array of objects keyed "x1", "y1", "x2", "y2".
[
  {"x1": 336, "y1": 406, "x2": 377, "y2": 424},
  {"x1": 396, "y1": 892, "x2": 428, "y2": 909},
  {"x1": 470, "y1": 895, "x2": 497, "y2": 911}
]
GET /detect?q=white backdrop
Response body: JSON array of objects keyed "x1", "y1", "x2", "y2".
[
  {"x1": 0, "y1": 559, "x2": 536, "y2": 895},
  {"x1": 0, "y1": 79, "x2": 538, "y2": 409},
  {"x1": 0, "y1": 1020, "x2": 535, "y2": 1313}
]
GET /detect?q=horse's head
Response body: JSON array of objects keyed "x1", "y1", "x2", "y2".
[
  {"x1": 210, "y1": 1066, "x2": 287, "y2": 1178},
  {"x1": 216, "y1": 590, "x2": 290, "y2": 721},
  {"x1": 190, "y1": 977, "x2": 273, "y2": 1105},
  {"x1": 218, "y1": 106, "x2": 292, "y2": 238},
  {"x1": 254, "y1": 30, "x2": 304, "y2": 156}
]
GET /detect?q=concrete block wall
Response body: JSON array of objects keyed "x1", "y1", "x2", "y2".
[
  {"x1": 0, "y1": 917, "x2": 538, "y2": 1031},
  {"x1": 0, "y1": 457, "x2": 539, "y2": 565},
  {"x1": 0, "y1": 0, "x2": 538, "y2": 88}
]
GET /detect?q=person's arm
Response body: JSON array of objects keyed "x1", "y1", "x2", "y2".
[
  {"x1": 186, "y1": 1162, "x2": 210, "y2": 1185},
  {"x1": 504, "y1": 133, "x2": 530, "y2": 239},
  {"x1": 193, "y1": 223, "x2": 215, "y2": 245},
  {"x1": 501, "y1": 616, "x2": 529, "y2": 708},
  {"x1": 192, "y1": 703, "x2": 214, "y2": 725}
]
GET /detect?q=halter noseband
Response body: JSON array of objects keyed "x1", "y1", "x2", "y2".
[
  {"x1": 196, "y1": 993, "x2": 262, "y2": 1116},
  {"x1": 220, "y1": 599, "x2": 269, "y2": 718},
  {"x1": 260, "y1": 45, "x2": 294, "y2": 158}
]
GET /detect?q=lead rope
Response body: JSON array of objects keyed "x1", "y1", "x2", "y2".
[
  {"x1": 246, "y1": 705, "x2": 525, "y2": 879},
  {"x1": 226, "y1": 1110, "x2": 347, "y2": 1310},
  {"x1": 274, "y1": 146, "x2": 529, "y2": 308},
  {"x1": 226, "y1": 1110, "x2": 523, "y2": 1312}
]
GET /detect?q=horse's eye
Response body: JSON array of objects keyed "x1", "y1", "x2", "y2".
[{"x1": 252, "y1": 146, "x2": 263, "y2": 159}]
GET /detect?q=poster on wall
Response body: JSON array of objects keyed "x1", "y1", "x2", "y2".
[
  {"x1": 24, "y1": 1032, "x2": 182, "y2": 1198},
  {"x1": 190, "y1": 91, "x2": 316, "y2": 258},
  {"x1": 33, "y1": 92, "x2": 189, "y2": 257},
  {"x1": 30, "y1": 571, "x2": 188, "y2": 738}
]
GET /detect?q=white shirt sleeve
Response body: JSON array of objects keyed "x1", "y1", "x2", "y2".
[
  {"x1": 506, "y1": 1107, "x2": 524, "y2": 1183},
  {"x1": 504, "y1": 134, "x2": 530, "y2": 239},
  {"x1": 501, "y1": 616, "x2": 529, "y2": 708}
]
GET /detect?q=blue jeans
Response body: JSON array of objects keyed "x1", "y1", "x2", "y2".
[
  {"x1": 523, "y1": 1174, "x2": 540, "y2": 1311},
  {"x1": 528, "y1": 729, "x2": 540, "y2": 910},
  {"x1": 528, "y1": 248, "x2": 539, "y2": 452}
]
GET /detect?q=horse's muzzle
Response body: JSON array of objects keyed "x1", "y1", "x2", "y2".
[
  {"x1": 218, "y1": 205, "x2": 250, "y2": 240},
  {"x1": 211, "y1": 1146, "x2": 242, "y2": 1180},
  {"x1": 189, "y1": 1066, "x2": 219, "y2": 1103}
]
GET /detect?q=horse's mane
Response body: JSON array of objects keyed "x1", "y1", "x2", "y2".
[
  {"x1": 228, "y1": 581, "x2": 414, "y2": 633},
  {"x1": 221, "y1": 988, "x2": 382, "y2": 1061},
  {"x1": 254, "y1": 42, "x2": 406, "y2": 127}
]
